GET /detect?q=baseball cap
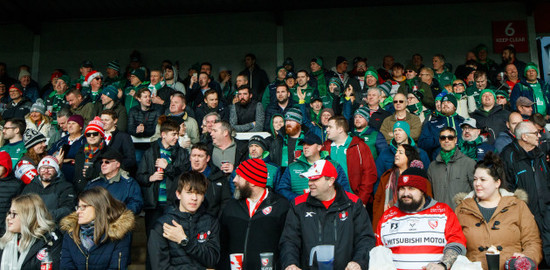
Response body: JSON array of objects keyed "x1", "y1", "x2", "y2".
[{"x1": 300, "y1": 160, "x2": 338, "y2": 180}]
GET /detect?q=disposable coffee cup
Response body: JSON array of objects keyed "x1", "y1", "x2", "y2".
[
  {"x1": 309, "y1": 245, "x2": 334, "y2": 270},
  {"x1": 486, "y1": 253, "x2": 499, "y2": 270},
  {"x1": 260, "y1": 252, "x2": 274, "y2": 270},
  {"x1": 230, "y1": 253, "x2": 244, "y2": 270}
]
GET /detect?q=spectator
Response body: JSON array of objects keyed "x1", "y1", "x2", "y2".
[
  {"x1": 397, "y1": 63, "x2": 435, "y2": 110},
  {"x1": 208, "y1": 120, "x2": 248, "y2": 173},
  {"x1": 346, "y1": 107, "x2": 387, "y2": 160},
  {"x1": 376, "y1": 167, "x2": 467, "y2": 270},
  {"x1": 163, "y1": 64, "x2": 185, "y2": 94},
  {"x1": 14, "y1": 129, "x2": 48, "y2": 184},
  {"x1": 47, "y1": 106, "x2": 72, "y2": 149},
  {"x1": 510, "y1": 62, "x2": 550, "y2": 118},
  {"x1": 219, "y1": 158, "x2": 289, "y2": 270},
  {"x1": 471, "y1": 89, "x2": 510, "y2": 143},
  {"x1": 261, "y1": 66, "x2": 288, "y2": 109},
  {"x1": 65, "y1": 88, "x2": 97, "y2": 124},
  {"x1": 516, "y1": 96, "x2": 534, "y2": 118},
  {"x1": 0, "y1": 151, "x2": 23, "y2": 235},
  {"x1": 0, "y1": 194, "x2": 62, "y2": 268},
  {"x1": 165, "y1": 92, "x2": 200, "y2": 144},
  {"x1": 60, "y1": 187, "x2": 134, "y2": 269},
  {"x1": 148, "y1": 171, "x2": 220, "y2": 269},
  {"x1": 500, "y1": 121, "x2": 550, "y2": 263},
  {"x1": 194, "y1": 89, "x2": 229, "y2": 131},
  {"x1": 291, "y1": 70, "x2": 318, "y2": 105},
  {"x1": 103, "y1": 60, "x2": 125, "y2": 89},
  {"x1": 455, "y1": 152, "x2": 542, "y2": 269},
  {"x1": 100, "y1": 109, "x2": 136, "y2": 171},
  {"x1": 149, "y1": 69, "x2": 175, "y2": 110},
  {"x1": 85, "y1": 148, "x2": 143, "y2": 215},
  {"x1": 82, "y1": 70, "x2": 104, "y2": 103},
  {"x1": 451, "y1": 79, "x2": 471, "y2": 119},
  {"x1": 432, "y1": 54, "x2": 456, "y2": 88},
  {"x1": 270, "y1": 108, "x2": 305, "y2": 167},
  {"x1": 280, "y1": 159, "x2": 374, "y2": 270},
  {"x1": 264, "y1": 84, "x2": 296, "y2": 131},
  {"x1": 495, "y1": 89, "x2": 512, "y2": 111},
  {"x1": 73, "y1": 117, "x2": 109, "y2": 194},
  {"x1": 17, "y1": 69, "x2": 39, "y2": 102},
  {"x1": 96, "y1": 85, "x2": 128, "y2": 132},
  {"x1": 457, "y1": 118, "x2": 495, "y2": 161},
  {"x1": 76, "y1": 60, "x2": 93, "y2": 87},
  {"x1": 268, "y1": 114, "x2": 284, "y2": 138},
  {"x1": 25, "y1": 98, "x2": 53, "y2": 137},
  {"x1": 418, "y1": 67, "x2": 443, "y2": 99},
  {"x1": 48, "y1": 114, "x2": 86, "y2": 184},
  {"x1": 0, "y1": 119, "x2": 26, "y2": 168},
  {"x1": 346, "y1": 57, "x2": 368, "y2": 97},
  {"x1": 494, "y1": 111, "x2": 523, "y2": 152},
  {"x1": 123, "y1": 69, "x2": 148, "y2": 112},
  {"x1": 0, "y1": 81, "x2": 9, "y2": 107},
  {"x1": 127, "y1": 87, "x2": 162, "y2": 138},
  {"x1": 363, "y1": 87, "x2": 392, "y2": 131},
  {"x1": 21, "y1": 156, "x2": 75, "y2": 224},
  {"x1": 229, "y1": 84, "x2": 264, "y2": 132},
  {"x1": 199, "y1": 112, "x2": 220, "y2": 145},
  {"x1": 3, "y1": 84, "x2": 32, "y2": 120},
  {"x1": 503, "y1": 63, "x2": 521, "y2": 94},
  {"x1": 379, "y1": 93, "x2": 422, "y2": 143},
  {"x1": 500, "y1": 45, "x2": 527, "y2": 80},
  {"x1": 239, "y1": 53, "x2": 269, "y2": 102},
  {"x1": 428, "y1": 127, "x2": 475, "y2": 209}
]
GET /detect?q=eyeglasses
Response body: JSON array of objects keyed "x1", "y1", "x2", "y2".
[
  {"x1": 393, "y1": 100, "x2": 405, "y2": 104},
  {"x1": 406, "y1": 70, "x2": 415, "y2": 73},
  {"x1": 525, "y1": 131, "x2": 541, "y2": 137},
  {"x1": 6, "y1": 211, "x2": 17, "y2": 219},
  {"x1": 452, "y1": 83, "x2": 464, "y2": 87},
  {"x1": 85, "y1": 132, "x2": 100, "y2": 137},
  {"x1": 39, "y1": 166, "x2": 55, "y2": 171},
  {"x1": 439, "y1": 135, "x2": 456, "y2": 141},
  {"x1": 75, "y1": 204, "x2": 92, "y2": 211},
  {"x1": 101, "y1": 160, "x2": 117, "y2": 165}
]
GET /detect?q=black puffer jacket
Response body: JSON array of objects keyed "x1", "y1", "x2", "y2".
[
  {"x1": 0, "y1": 230, "x2": 63, "y2": 270},
  {"x1": 127, "y1": 105, "x2": 162, "y2": 137},
  {"x1": 21, "y1": 174, "x2": 75, "y2": 223},
  {"x1": 136, "y1": 140, "x2": 190, "y2": 209},
  {"x1": 2, "y1": 97, "x2": 32, "y2": 120},
  {"x1": 148, "y1": 206, "x2": 220, "y2": 269},
  {"x1": 471, "y1": 105, "x2": 510, "y2": 144},
  {"x1": 107, "y1": 129, "x2": 137, "y2": 171},
  {"x1": 0, "y1": 174, "x2": 24, "y2": 234},
  {"x1": 203, "y1": 165, "x2": 232, "y2": 217}
]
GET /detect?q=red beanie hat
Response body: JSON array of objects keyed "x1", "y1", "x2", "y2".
[
  {"x1": 0, "y1": 151, "x2": 13, "y2": 177},
  {"x1": 85, "y1": 116, "x2": 105, "y2": 139},
  {"x1": 397, "y1": 167, "x2": 428, "y2": 194},
  {"x1": 236, "y1": 158, "x2": 268, "y2": 188}
]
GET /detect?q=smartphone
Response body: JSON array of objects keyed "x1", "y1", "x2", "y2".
[
  {"x1": 192, "y1": 73, "x2": 198, "y2": 78},
  {"x1": 61, "y1": 144, "x2": 71, "y2": 157}
]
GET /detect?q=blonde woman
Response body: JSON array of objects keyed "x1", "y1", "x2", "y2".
[
  {"x1": 0, "y1": 194, "x2": 62, "y2": 269},
  {"x1": 60, "y1": 186, "x2": 134, "y2": 270}
]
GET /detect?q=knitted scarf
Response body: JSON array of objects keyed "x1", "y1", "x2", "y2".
[
  {"x1": 0, "y1": 235, "x2": 35, "y2": 270},
  {"x1": 440, "y1": 147, "x2": 456, "y2": 164},
  {"x1": 312, "y1": 70, "x2": 327, "y2": 95},
  {"x1": 458, "y1": 137, "x2": 483, "y2": 161},
  {"x1": 407, "y1": 103, "x2": 423, "y2": 115},
  {"x1": 148, "y1": 80, "x2": 166, "y2": 96},
  {"x1": 79, "y1": 223, "x2": 95, "y2": 251},
  {"x1": 84, "y1": 141, "x2": 105, "y2": 163}
]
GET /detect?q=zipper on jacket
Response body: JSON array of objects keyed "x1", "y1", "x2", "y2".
[
  {"x1": 333, "y1": 218, "x2": 338, "y2": 242},
  {"x1": 243, "y1": 220, "x2": 252, "y2": 263},
  {"x1": 118, "y1": 252, "x2": 122, "y2": 270},
  {"x1": 76, "y1": 243, "x2": 90, "y2": 270},
  {"x1": 318, "y1": 219, "x2": 323, "y2": 243}
]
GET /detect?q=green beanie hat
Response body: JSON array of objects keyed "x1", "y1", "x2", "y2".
[
  {"x1": 393, "y1": 121, "x2": 411, "y2": 137},
  {"x1": 59, "y1": 75, "x2": 71, "y2": 86},
  {"x1": 311, "y1": 57, "x2": 323, "y2": 67},
  {"x1": 285, "y1": 108, "x2": 303, "y2": 124},
  {"x1": 354, "y1": 107, "x2": 370, "y2": 121},
  {"x1": 364, "y1": 67, "x2": 379, "y2": 81},
  {"x1": 479, "y1": 89, "x2": 496, "y2": 102},
  {"x1": 495, "y1": 89, "x2": 509, "y2": 100},
  {"x1": 524, "y1": 62, "x2": 539, "y2": 77},
  {"x1": 441, "y1": 94, "x2": 458, "y2": 108}
]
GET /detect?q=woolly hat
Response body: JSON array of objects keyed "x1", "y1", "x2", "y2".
[
  {"x1": 59, "y1": 75, "x2": 71, "y2": 87},
  {"x1": 236, "y1": 158, "x2": 268, "y2": 188},
  {"x1": 18, "y1": 70, "x2": 31, "y2": 81},
  {"x1": 23, "y1": 129, "x2": 46, "y2": 149},
  {"x1": 480, "y1": 88, "x2": 496, "y2": 102},
  {"x1": 524, "y1": 62, "x2": 539, "y2": 77},
  {"x1": 9, "y1": 84, "x2": 23, "y2": 95},
  {"x1": 102, "y1": 85, "x2": 119, "y2": 102},
  {"x1": 311, "y1": 56, "x2": 324, "y2": 67},
  {"x1": 30, "y1": 98, "x2": 46, "y2": 115},
  {"x1": 81, "y1": 60, "x2": 93, "y2": 68},
  {"x1": 378, "y1": 82, "x2": 391, "y2": 97},
  {"x1": 321, "y1": 108, "x2": 335, "y2": 118},
  {"x1": 441, "y1": 93, "x2": 457, "y2": 108},
  {"x1": 328, "y1": 77, "x2": 343, "y2": 91},
  {"x1": 67, "y1": 114, "x2": 84, "y2": 128},
  {"x1": 495, "y1": 89, "x2": 509, "y2": 100},
  {"x1": 435, "y1": 92, "x2": 447, "y2": 102},
  {"x1": 50, "y1": 71, "x2": 63, "y2": 82},
  {"x1": 285, "y1": 108, "x2": 302, "y2": 124},
  {"x1": 130, "y1": 69, "x2": 146, "y2": 82},
  {"x1": 85, "y1": 116, "x2": 105, "y2": 139},
  {"x1": 300, "y1": 159, "x2": 338, "y2": 180},
  {"x1": 0, "y1": 151, "x2": 12, "y2": 177},
  {"x1": 283, "y1": 57, "x2": 294, "y2": 68},
  {"x1": 336, "y1": 56, "x2": 347, "y2": 66},
  {"x1": 83, "y1": 70, "x2": 103, "y2": 87},
  {"x1": 248, "y1": 135, "x2": 267, "y2": 151},
  {"x1": 37, "y1": 156, "x2": 60, "y2": 174},
  {"x1": 354, "y1": 107, "x2": 370, "y2": 121},
  {"x1": 393, "y1": 121, "x2": 411, "y2": 137},
  {"x1": 397, "y1": 167, "x2": 429, "y2": 194},
  {"x1": 364, "y1": 67, "x2": 379, "y2": 81},
  {"x1": 286, "y1": 71, "x2": 297, "y2": 79},
  {"x1": 107, "y1": 60, "x2": 121, "y2": 72}
]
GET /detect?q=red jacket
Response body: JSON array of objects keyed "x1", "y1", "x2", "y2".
[{"x1": 323, "y1": 136, "x2": 377, "y2": 204}]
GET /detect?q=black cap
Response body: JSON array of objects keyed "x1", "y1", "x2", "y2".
[
  {"x1": 336, "y1": 56, "x2": 347, "y2": 66},
  {"x1": 81, "y1": 60, "x2": 93, "y2": 68},
  {"x1": 100, "y1": 149, "x2": 123, "y2": 163},
  {"x1": 248, "y1": 135, "x2": 267, "y2": 151},
  {"x1": 286, "y1": 71, "x2": 297, "y2": 79},
  {"x1": 299, "y1": 132, "x2": 322, "y2": 145},
  {"x1": 310, "y1": 95, "x2": 323, "y2": 103}
]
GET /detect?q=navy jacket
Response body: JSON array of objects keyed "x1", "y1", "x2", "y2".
[{"x1": 85, "y1": 171, "x2": 143, "y2": 215}]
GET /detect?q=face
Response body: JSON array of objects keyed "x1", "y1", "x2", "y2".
[
  {"x1": 392, "y1": 67, "x2": 404, "y2": 77},
  {"x1": 90, "y1": 76, "x2": 102, "y2": 89},
  {"x1": 325, "y1": 120, "x2": 340, "y2": 141},
  {"x1": 244, "y1": 56, "x2": 254, "y2": 68},
  {"x1": 100, "y1": 159, "x2": 120, "y2": 176},
  {"x1": 354, "y1": 114, "x2": 368, "y2": 129},
  {"x1": 199, "y1": 73, "x2": 210, "y2": 88},
  {"x1": 129, "y1": 75, "x2": 141, "y2": 86},
  {"x1": 176, "y1": 186, "x2": 205, "y2": 214},
  {"x1": 30, "y1": 111, "x2": 42, "y2": 123},
  {"x1": 66, "y1": 93, "x2": 82, "y2": 109},
  {"x1": 521, "y1": 123, "x2": 540, "y2": 147},
  {"x1": 302, "y1": 143, "x2": 321, "y2": 159},
  {"x1": 435, "y1": 100, "x2": 441, "y2": 112},
  {"x1": 432, "y1": 56, "x2": 443, "y2": 70},
  {"x1": 518, "y1": 105, "x2": 533, "y2": 116},
  {"x1": 100, "y1": 114, "x2": 117, "y2": 131},
  {"x1": 383, "y1": 56, "x2": 394, "y2": 68},
  {"x1": 138, "y1": 91, "x2": 152, "y2": 107},
  {"x1": 407, "y1": 94, "x2": 419, "y2": 105},
  {"x1": 466, "y1": 51, "x2": 477, "y2": 61},
  {"x1": 477, "y1": 49, "x2": 487, "y2": 61},
  {"x1": 2, "y1": 121, "x2": 16, "y2": 140},
  {"x1": 249, "y1": 144, "x2": 264, "y2": 159},
  {"x1": 238, "y1": 89, "x2": 252, "y2": 105},
  {"x1": 164, "y1": 69, "x2": 174, "y2": 80},
  {"x1": 285, "y1": 120, "x2": 301, "y2": 137},
  {"x1": 393, "y1": 128, "x2": 408, "y2": 145},
  {"x1": 9, "y1": 87, "x2": 21, "y2": 100},
  {"x1": 367, "y1": 90, "x2": 381, "y2": 106},
  {"x1": 337, "y1": 61, "x2": 348, "y2": 73},
  {"x1": 441, "y1": 101, "x2": 456, "y2": 116},
  {"x1": 85, "y1": 131, "x2": 102, "y2": 146},
  {"x1": 320, "y1": 112, "x2": 332, "y2": 126},
  {"x1": 309, "y1": 176, "x2": 334, "y2": 200},
  {"x1": 419, "y1": 71, "x2": 432, "y2": 84},
  {"x1": 397, "y1": 186, "x2": 425, "y2": 212},
  {"x1": 54, "y1": 79, "x2": 68, "y2": 92},
  {"x1": 277, "y1": 68, "x2": 287, "y2": 80},
  {"x1": 475, "y1": 75, "x2": 488, "y2": 89},
  {"x1": 80, "y1": 66, "x2": 92, "y2": 77},
  {"x1": 297, "y1": 72, "x2": 309, "y2": 87},
  {"x1": 310, "y1": 62, "x2": 321, "y2": 73},
  {"x1": 204, "y1": 115, "x2": 217, "y2": 132},
  {"x1": 508, "y1": 114, "x2": 523, "y2": 133},
  {"x1": 505, "y1": 64, "x2": 518, "y2": 80},
  {"x1": 439, "y1": 130, "x2": 457, "y2": 151},
  {"x1": 67, "y1": 121, "x2": 82, "y2": 135},
  {"x1": 100, "y1": 94, "x2": 113, "y2": 106},
  {"x1": 272, "y1": 116, "x2": 284, "y2": 132},
  {"x1": 169, "y1": 96, "x2": 185, "y2": 114},
  {"x1": 106, "y1": 68, "x2": 117, "y2": 78},
  {"x1": 20, "y1": 75, "x2": 31, "y2": 87},
  {"x1": 452, "y1": 81, "x2": 465, "y2": 93},
  {"x1": 77, "y1": 200, "x2": 96, "y2": 225},
  {"x1": 235, "y1": 75, "x2": 247, "y2": 87},
  {"x1": 210, "y1": 123, "x2": 226, "y2": 145},
  {"x1": 462, "y1": 125, "x2": 480, "y2": 142},
  {"x1": 32, "y1": 142, "x2": 47, "y2": 155},
  {"x1": 502, "y1": 49, "x2": 512, "y2": 62},
  {"x1": 526, "y1": 69, "x2": 538, "y2": 82},
  {"x1": 356, "y1": 61, "x2": 367, "y2": 74},
  {"x1": 201, "y1": 65, "x2": 212, "y2": 75},
  {"x1": 6, "y1": 205, "x2": 21, "y2": 233},
  {"x1": 204, "y1": 93, "x2": 219, "y2": 108},
  {"x1": 405, "y1": 69, "x2": 417, "y2": 80},
  {"x1": 481, "y1": 92, "x2": 495, "y2": 108},
  {"x1": 310, "y1": 100, "x2": 322, "y2": 112},
  {"x1": 39, "y1": 165, "x2": 57, "y2": 182},
  {"x1": 276, "y1": 87, "x2": 289, "y2": 103},
  {"x1": 285, "y1": 78, "x2": 297, "y2": 89},
  {"x1": 473, "y1": 168, "x2": 501, "y2": 200},
  {"x1": 0, "y1": 84, "x2": 5, "y2": 95},
  {"x1": 150, "y1": 71, "x2": 162, "y2": 85},
  {"x1": 233, "y1": 174, "x2": 252, "y2": 199},
  {"x1": 190, "y1": 149, "x2": 210, "y2": 171},
  {"x1": 365, "y1": 75, "x2": 377, "y2": 87},
  {"x1": 412, "y1": 55, "x2": 423, "y2": 66},
  {"x1": 394, "y1": 145, "x2": 408, "y2": 168},
  {"x1": 162, "y1": 130, "x2": 179, "y2": 147},
  {"x1": 393, "y1": 94, "x2": 407, "y2": 112}
]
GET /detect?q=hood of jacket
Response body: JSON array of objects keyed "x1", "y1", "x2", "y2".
[
  {"x1": 453, "y1": 188, "x2": 528, "y2": 207},
  {"x1": 60, "y1": 209, "x2": 135, "y2": 241}
]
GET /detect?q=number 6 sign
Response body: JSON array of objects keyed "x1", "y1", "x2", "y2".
[{"x1": 492, "y1": 20, "x2": 529, "y2": 53}]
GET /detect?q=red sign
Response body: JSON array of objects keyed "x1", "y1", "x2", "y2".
[{"x1": 492, "y1": 20, "x2": 529, "y2": 53}]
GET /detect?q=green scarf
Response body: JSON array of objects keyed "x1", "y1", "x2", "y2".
[
  {"x1": 407, "y1": 103, "x2": 423, "y2": 115},
  {"x1": 312, "y1": 70, "x2": 327, "y2": 96},
  {"x1": 148, "y1": 80, "x2": 166, "y2": 95},
  {"x1": 440, "y1": 147, "x2": 456, "y2": 164},
  {"x1": 458, "y1": 137, "x2": 483, "y2": 161}
]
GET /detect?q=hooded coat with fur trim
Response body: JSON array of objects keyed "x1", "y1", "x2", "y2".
[
  {"x1": 455, "y1": 189, "x2": 542, "y2": 269},
  {"x1": 60, "y1": 210, "x2": 135, "y2": 270}
]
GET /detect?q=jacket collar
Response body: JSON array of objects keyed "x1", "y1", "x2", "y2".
[{"x1": 60, "y1": 210, "x2": 134, "y2": 241}]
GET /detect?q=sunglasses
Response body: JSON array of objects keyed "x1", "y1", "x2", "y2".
[
  {"x1": 452, "y1": 83, "x2": 464, "y2": 87},
  {"x1": 101, "y1": 160, "x2": 116, "y2": 165},
  {"x1": 85, "y1": 132, "x2": 100, "y2": 137},
  {"x1": 439, "y1": 135, "x2": 456, "y2": 141},
  {"x1": 405, "y1": 70, "x2": 415, "y2": 73},
  {"x1": 497, "y1": 96, "x2": 507, "y2": 99},
  {"x1": 393, "y1": 100, "x2": 405, "y2": 104}
]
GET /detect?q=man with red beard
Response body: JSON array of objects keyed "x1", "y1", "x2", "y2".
[
  {"x1": 270, "y1": 108, "x2": 305, "y2": 168},
  {"x1": 229, "y1": 84, "x2": 264, "y2": 132}
]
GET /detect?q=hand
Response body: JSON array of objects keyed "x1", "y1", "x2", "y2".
[
  {"x1": 345, "y1": 261, "x2": 361, "y2": 270},
  {"x1": 232, "y1": 95, "x2": 239, "y2": 104},
  {"x1": 191, "y1": 74, "x2": 198, "y2": 85},
  {"x1": 222, "y1": 75, "x2": 231, "y2": 83},
  {"x1": 512, "y1": 252, "x2": 526, "y2": 258},
  {"x1": 155, "y1": 158, "x2": 168, "y2": 169},
  {"x1": 117, "y1": 88, "x2": 123, "y2": 99},
  {"x1": 297, "y1": 87, "x2": 305, "y2": 101},
  {"x1": 129, "y1": 89, "x2": 136, "y2": 97},
  {"x1": 149, "y1": 171, "x2": 164, "y2": 182},
  {"x1": 136, "y1": 124, "x2": 145, "y2": 133},
  {"x1": 345, "y1": 85, "x2": 354, "y2": 97},
  {"x1": 285, "y1": 265, "x2": 302, "y2": 270},
  {"x1": 163, "y1": 220, "x2": 187, "y2": 244},
  {"x1": 152, "y1": 95, "x2": 164, "y2": 105},
  {"x1": 181, "y1": 138, "x2": 191, "y2": 148},
  {"x1": 55, "y1": 150, "x2": 64, "y2": 166},
  {"x1": 221, "y1": 162, "x2": 234, "y2": 174},
  {"x1": 252, "y1": 121, "x2": 256, "y2": 127},
  {"x1": 422, "y1": 262, "x2": 445, "y2": 270}
]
